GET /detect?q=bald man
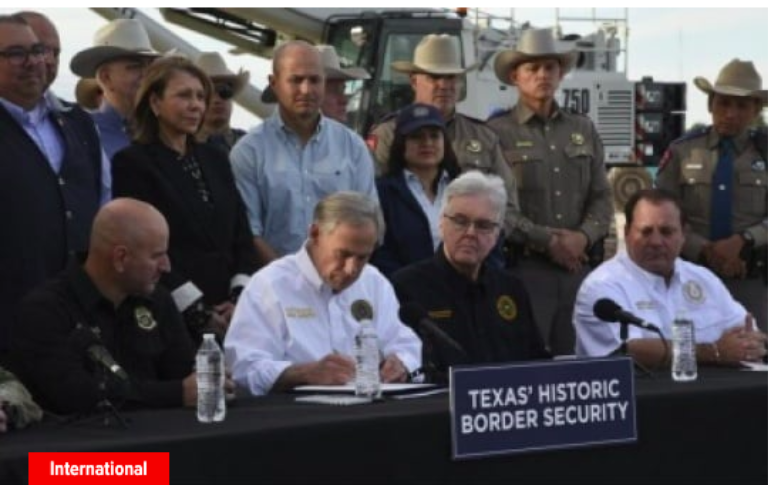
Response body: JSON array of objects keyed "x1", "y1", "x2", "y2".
[
  {"x1": 231, "y1": 40, "x2": 377, "y2": 264},
  {"x1": 12, "y1": 198, "x2": 212, "y2": 415}
]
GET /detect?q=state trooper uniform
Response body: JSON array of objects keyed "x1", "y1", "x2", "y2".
[
  {"x1": 656, "y1": 127, "x2": 767, "y2": 329},
  {"x1": 487, "y1": 28, "x2": 614, "y2": 355},
  {"x1": 366, "y1": 33, "x2": 521, "y2": 238},
  {"x1": 655, "y1": 59, "x2": 767, "y2": 331}
]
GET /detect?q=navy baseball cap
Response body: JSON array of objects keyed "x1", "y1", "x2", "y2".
[{"x1": 395, "y1": 103, "x2": 445, "y2": 136}]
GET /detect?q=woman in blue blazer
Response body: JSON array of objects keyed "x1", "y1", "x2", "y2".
[{"x1": 372, "y1": 104, "x2": 460, "y2": 277}]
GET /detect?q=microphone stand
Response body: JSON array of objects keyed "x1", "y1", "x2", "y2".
[
  {"x1": 618, "y1": 319, "x2": 653, "y2": 378},
  {"x1": 67, "y1": 364, "x2": 129, "y2": 429}
]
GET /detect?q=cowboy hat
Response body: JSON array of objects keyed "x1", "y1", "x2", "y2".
[
  {"x1": 70, "y1": 19, "x2": 160, "y2": 78},
  {"x1": 694, "y1": 59, "x2": 767, "y2": 106},
  {"x1": 493, "y1": 28, "x2": 578, "y2": 85},
  {"x1": 317, "y1": 45, "x2": 370, "y2": 81},
  {"x1": 391, "y1": 34, "x2": 478, "y2": 75},
  {"x1": 74, "y1": 78, "x2": 102, "y2": 110},
  {"x1": 195, "y1": 52, "x2": 250, "y2": 94},
  {"x1": 261, "y1": 44, "x2": 370, "y2": 103}
]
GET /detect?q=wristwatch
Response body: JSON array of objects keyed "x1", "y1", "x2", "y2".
[{"x1": 741, "y1": 230, "x2": 755, "y2": 247}]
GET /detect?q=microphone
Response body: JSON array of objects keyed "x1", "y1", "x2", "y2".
[
  {"x1": 593, "y1": 298, "x2": 660, "y2": 332},
  {"x1": 399, "y1": 303, "x2": 467, "y2": 358},
  {"x1": 70, "y1": 325, "x2": 129, "y2": 381}
]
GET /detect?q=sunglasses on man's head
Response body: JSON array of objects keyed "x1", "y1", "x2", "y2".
[{"x1": 214, "y1": 83, "x2": 235, "y2": 100}]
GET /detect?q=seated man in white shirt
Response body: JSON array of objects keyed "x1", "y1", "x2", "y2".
[
  {"x1": 225, "y1": 191, "x2": 422, "y2": 395},
  {"x1": 574, "y1": 189, "x2": 766, "y2": 368}
]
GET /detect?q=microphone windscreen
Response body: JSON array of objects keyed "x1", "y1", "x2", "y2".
[
  {"x1": 399, "y1": 302, "x2": 428, "y2": 327},
  {"x1": 593, "y1": 298, "x2": 622, "y2": 322}
]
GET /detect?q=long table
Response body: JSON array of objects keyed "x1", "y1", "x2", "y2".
[{"x1": 1, "y1": 368, "x2": 766, "y2": 483}]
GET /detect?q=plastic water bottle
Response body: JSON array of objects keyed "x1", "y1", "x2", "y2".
[
  {"x1": 671, "y1": 312, "x2": 697, "y2": 382},
  {"x1": 196, "y1": 334, "x2": 226, "y2": 422},
  {"x1": 354, "y1": 320, "x2": 381, "y2": 399}
]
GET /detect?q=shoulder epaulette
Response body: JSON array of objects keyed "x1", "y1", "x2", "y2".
[
  {"x1": 670, "y1": 126, "x2": 709, "y2": 146},
  {"x1": 750, "y1": 126, "x2": 767, "y2": 160},
  {"x1": 486, "y1": 108, "x2": 511, "y2": 121}
]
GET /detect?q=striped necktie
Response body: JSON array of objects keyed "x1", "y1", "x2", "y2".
[{"x1": 710, "y1": 137, "x2": 734, "y2": 240}]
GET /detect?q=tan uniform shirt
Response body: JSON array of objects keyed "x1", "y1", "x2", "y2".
[
  {"x1": 655, "y1": 127, "x2": 768, "y2": 260},
  {"x1": 369, "y1": 111, "x2": 521, "y2": 236},
  {"x1": 487, "y1": 103, "x2": 614, "y2": 249}
]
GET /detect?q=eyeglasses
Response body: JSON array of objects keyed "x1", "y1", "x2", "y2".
[
  {"x1": 443, "y1": 213, "x2": 500, "y2": 234},
  {"x1": 214, "y1": 83, "x2": 234, "y2": 100},
  {"x1": 41, "y1": 45, "x2": 60, "y2": 61},
  {"x1": 0, "y1": 44, "x2": 47, "y2": 67}
]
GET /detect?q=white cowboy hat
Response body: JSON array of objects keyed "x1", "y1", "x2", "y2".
[
  {"x1": 391, "y1": 34, "x2": 478, "y2": 75},
  {"x1": 195, "y1": 52, "x2": 250, "y2": 94},
  {"x1": 493, "y1": 28, "x2": 578, "y2": 85},
  {"x1": 694, "y1": 59, "x2": 767, "y2": 106},
  {"x1": 316, "y1": 45, "x2": 370, "y2": 81},
  {"x1": 70, "y1": 19, "x2": 160, "y2": 78}
]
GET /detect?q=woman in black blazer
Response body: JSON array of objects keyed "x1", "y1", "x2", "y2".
[
  {"x1": 372, "y1": 103, "x2": 460, "y2": 277},
  {"x1": 112, "y1": 56, "x2": 260, "y2": 341}
]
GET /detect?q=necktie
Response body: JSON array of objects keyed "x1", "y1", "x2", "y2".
[{"x1": 710, "y1": 137, "x2": 734, "y2": 240}]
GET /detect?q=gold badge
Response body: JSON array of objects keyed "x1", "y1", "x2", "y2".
[
  {"x1": 571, "y1": 133, "x2": 584, "y2": 145},
  {"x1": 135, "y1": 306, "x2": 157, "y2": 331},
  {"x1": 683, "y1": 281, "x2": 705, "y2": 304},
  {"x1": 466, "y1": 139, "x2": 482, "y2": 153},
  {"x1": 497, "y1": 295, "x2": 517, "y2": 321}
]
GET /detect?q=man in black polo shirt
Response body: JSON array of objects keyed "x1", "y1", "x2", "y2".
[
  {"x1": 392, "y1": 171, "x2": 549, "y2": 382},
  {"x1": 13, "y1": 199, "x2": 202, "y2": 415}
]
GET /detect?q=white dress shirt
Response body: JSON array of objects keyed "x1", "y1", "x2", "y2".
[
  {"x1": 574, "y1": 251, "x2": 747, "y2": 357},
  {"x1": 225, "y1": 244, "x2": 422, "y2": 395}
]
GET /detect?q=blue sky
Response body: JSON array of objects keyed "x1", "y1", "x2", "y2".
[{"x1": 1, "y1": 7, "x2": 766, "y2": 129}]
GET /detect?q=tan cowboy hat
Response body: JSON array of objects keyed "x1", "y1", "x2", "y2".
[
  {"x1": 195, "y1": 52, "x2": 250, "y2": 94},
  {"x1": 694, "y1": 59, "x2": 768, "y2": 106},
  {"x1": 74, "y1": 78, "x2": 102, "y2": 110},
  {"x1": 316, "y1": 45, "x2": 370, "y2": 81},
  {"x1": 391, "y1": 34, "x2": 478, "y2": 75},
  {"x1": 493, "y1": 28, "x2": 578, "y2": 85},
  {"x1": 70, "y1": 19, "x2": 160, "y2": 78}
]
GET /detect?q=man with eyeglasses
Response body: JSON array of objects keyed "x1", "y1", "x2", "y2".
[
  {"x1": 70, "y1": 19, "x2": 160, "y2": 159},
  {"x1": 0, "y1": 14, "x2": 107, "y2": 365},
  {"x1": 194, "y1": 52, "x2": 249, "y2": 153},
  {"x1": 392, "y1": 171, "x2": 549, "y2": 382}
]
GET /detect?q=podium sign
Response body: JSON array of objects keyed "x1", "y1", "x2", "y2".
[{"x1": 450, "y1": 357, "x2": 637, "y2": 459}]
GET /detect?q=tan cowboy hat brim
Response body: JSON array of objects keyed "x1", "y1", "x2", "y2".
[
  {"x1": 211, "y1": 69, "x2": 251, "y2": 95},
  {"x1": 71, "y1": 46, "x2": 160, "y2": 78},
  {"x1": 325, "y1": 66, "x2": 370, "y2": 81},
  {"x1": 693, "y1": 77, "x2": 768, "y2": 106},
  {"x1": 494, "y1": 50, "x2": 578, "y2": 85},
  {"x1": 391, "y1": 60, "x2": 478, "y2": 76}
]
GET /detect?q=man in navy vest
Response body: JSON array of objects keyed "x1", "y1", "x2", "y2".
[{"x1": 0, "y1": 14, "x2": 107, "y2": 364}]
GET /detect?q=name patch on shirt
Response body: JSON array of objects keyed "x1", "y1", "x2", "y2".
[
  {"x1": 634, "y1": 300, "x2": 656, "y2": 311},
  {"x1": 286, "y1": 307, "x2": 316, "y2": 318},
  {"x1": 428, "y1": 309, "x2": 453, "y2": 320},
  {"x1": 684, "y1": 163, "x2": 703, "y2": 170}
]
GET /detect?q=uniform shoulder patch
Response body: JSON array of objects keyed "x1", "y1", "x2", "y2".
[
  {"x1": 457, "y1": 113, "x2": 486, "y2": 125},
  {"x1": 670, "y1": 126, "x2": 709, "y2": 146},
  {"x1": 487, "y1": 108, "x2": 512, "y2": 121}
]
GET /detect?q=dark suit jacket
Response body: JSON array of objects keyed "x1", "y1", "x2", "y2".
[
  {"x1": 372, "y1": 173, "x2": 437, "y2": 277},
  {"x1": 112, "y1": 141, "x2": 259, "y2": 307}
]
